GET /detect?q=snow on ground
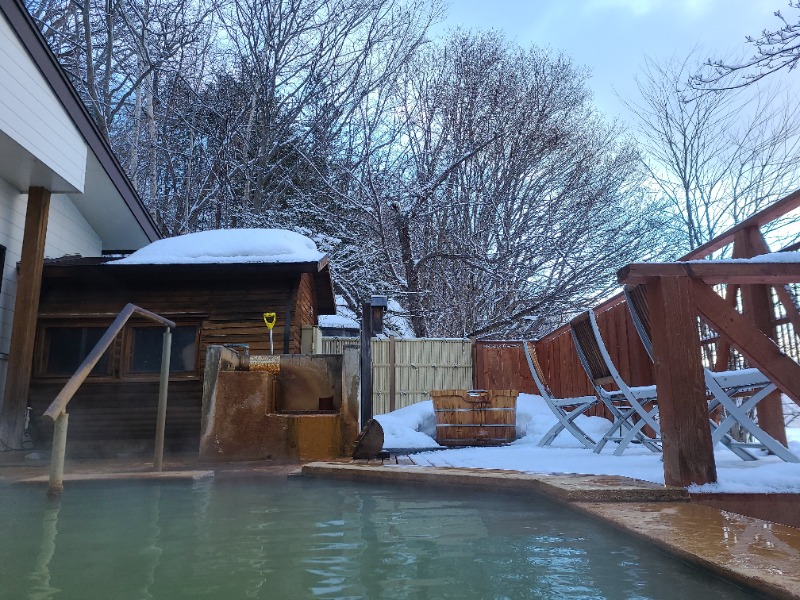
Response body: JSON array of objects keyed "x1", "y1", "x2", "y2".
[
  {"x1": 375, "y1": 393, "x2": 800, "y2": 493},
  {"x1": 111, "y1": 228, "x2": 325, "y2": 265}
]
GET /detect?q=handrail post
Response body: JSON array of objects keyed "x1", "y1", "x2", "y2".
[
  {"x1": 47, "y1": 412, "x2": 68, "y2": 496},
  {"x1": 153, "y1": 327, "x2": 172, "y2": 472}
]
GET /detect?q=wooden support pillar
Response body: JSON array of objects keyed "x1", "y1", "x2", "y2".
[
  {"x1": 647, "y1": 276, "x2": 716, "y2": 486},
  {"x1": 0, "y1": 187, "x2": 51, "y2": 449},
  {"x1": 733, "y1": 229, "x2": 787, "y2": 446}
]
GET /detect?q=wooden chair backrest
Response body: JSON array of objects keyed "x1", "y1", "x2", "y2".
[
  {"x1": 569, "y1": 312, "x2": 614, "y2": 386},
  {"x1": 523, "y1": 341, "x2": 552, "y2": 398},
  {"x1": 623, "y1": 284, "x2": 654, "y2": 361}
]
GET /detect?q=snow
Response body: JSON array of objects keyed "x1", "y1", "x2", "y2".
[
  {"x1": 111, "y1": 229, "x2": 325, "y2": 265},
  {"x1": 687, "y1": 251, "x2": 800, "y2": 264},
  {"x1": 318, "y1": 314, "x2": 360, "y2": 329},
  {"x1": 319, "y1": 296, "x2": 360, "y2": 330},
  {"x1": 375, "y1": 393, "x2": 800, "y2": 493}
]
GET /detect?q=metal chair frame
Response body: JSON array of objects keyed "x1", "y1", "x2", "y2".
[
  {"x1": 522, "y1": 341, "x2": 598, "y2": 449},
  {"x1": 623, "y1": 285, "x2": 798, "y2": 463},
  {"x1": 570, "y1": 310, "x2": 661, "y2": 455}
]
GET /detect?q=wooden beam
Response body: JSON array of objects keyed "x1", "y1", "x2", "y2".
[
  {"x1": 734, "y1": 229, "x2": 787, "y2": 445},
  {"x1": 619, "y1": 261, "x2": 800, "y2": 286},
  {"x1": 0, "y1": 187, "x2": 51, "y2": 449},
  {"x1": 647, "y1": 276, "x2": 716, "y2": 486},
  {"x1": 713, "y1": 284, "x2": 738, "y2": 373},
  {"x1": 693, "y1": 280, "x2": 800, "y2": 405}
]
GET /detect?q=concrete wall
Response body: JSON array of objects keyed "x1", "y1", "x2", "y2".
[{"x1": 200, "y1": 350, "x2": 359, "y2": 462}]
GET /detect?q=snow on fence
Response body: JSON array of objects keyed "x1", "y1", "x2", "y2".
[{"x1": 320, "y1": 337, "x2": 473, "y2": 414}]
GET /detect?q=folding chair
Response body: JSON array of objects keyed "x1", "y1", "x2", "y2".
[
  {"x1": 522, "y1": 341, "x2": 599, "y2": 449},
  {"x1": 569, "y1": 311, "x2": 661, "y2": 455},
  {"x1": 623, "y1": 285, "x2": 799, "y2": 463}
]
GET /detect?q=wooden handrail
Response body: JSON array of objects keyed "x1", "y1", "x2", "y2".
[
  {"x1": 679, "y1": 188, "x2": 800, "y2": 261},
  {"x1": 535, "y1": 189, "x2": 800, "y2": 345},
  {"x1": 618, "y1": 261, "x2": 800, "y2": 286},
  {"x1": 44, "y1": 303, "x2": 175, "y2": 494},
  {"x1": 43, "y1": 304, "x2": 175, "y2": 422}
]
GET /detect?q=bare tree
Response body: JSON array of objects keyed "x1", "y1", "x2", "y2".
[
  {"x1": 324, "y1": 31, "x2": 669, "y2": 338},
  {"x1": 28, "y1": 0, "x2": 214, "y2": 137},
  {"x1": 692, "y1": 2, "x2": 800, "y2": 90},
  {"x1": 626, "y1": 54, "x2": 800, "y2": 252}
]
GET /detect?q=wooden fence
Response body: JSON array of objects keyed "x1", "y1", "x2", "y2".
[{"x1": 320, "y1": 337, "x2": 473, "y2": 414}]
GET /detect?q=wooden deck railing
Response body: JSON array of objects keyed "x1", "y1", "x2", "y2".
[
  {"x1": 42, "y1": 303, "x2": 175, "y2": 495},
  {"x1": 527, "y1": 188, "x2": 800, "y2": 487}
]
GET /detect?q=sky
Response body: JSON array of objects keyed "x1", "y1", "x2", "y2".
[{"x1": 439, "y1": 0, "x2": 797, "y2": 123}]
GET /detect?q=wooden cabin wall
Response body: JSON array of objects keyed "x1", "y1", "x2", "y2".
[
  {"x1": 28, "y1": 272, "x2": 315, "y2": 448},
  {"x1": 293, "y1": 273, "x2": 317, "y2": 351}
]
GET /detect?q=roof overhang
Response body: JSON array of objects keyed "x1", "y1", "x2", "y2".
[
  {"x1": 0, "y1": 0, "x2": 161, "y2": 247},
  {"x1": 41, "y1": 256, "x2": 337, "y2": 314}
]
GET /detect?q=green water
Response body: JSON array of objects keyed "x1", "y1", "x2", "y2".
[{"x1": 0, "y1": 479, "x2": 756, "y2": 600}]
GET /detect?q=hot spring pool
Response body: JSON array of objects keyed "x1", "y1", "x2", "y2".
[{"x1": 0, "y1": 478, "x2": 755, "y2": 599}]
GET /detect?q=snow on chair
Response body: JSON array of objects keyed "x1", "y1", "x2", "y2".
[
  {"x1": 623, "y1": 284, "x2": 798, "y2": 463},
  {"x1": 570, "y1": 310, "x2": 662, "y2": 455},
  {"x1": 522, "y1": 341, "x2": 598, "y2": 449}
]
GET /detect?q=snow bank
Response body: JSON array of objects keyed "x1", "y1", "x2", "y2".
[
  {"x1": 375, "y1": 401, "x2": 439, "y2": 449},
  {"x1": 111, "y1": 228, "x2": 325, "y2": 265},
  {"x1": 375, "y1": 393, "x2": 800, "y2": 493}
]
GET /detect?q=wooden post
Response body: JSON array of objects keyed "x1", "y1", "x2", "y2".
[
  {"x1": 360, "y1": 301, "x2": 373, "y2": 429},
  {"x1": 153, "y1": 327, "x2": 172, "y2": 472},
  {"x1": 47, "y1": 412, "x2": 68, "y2": 496},
  {"x1": 388, "y1": 336, "x2": 396, "y2": 412},
  {"x1": 647, "y1": 276, "x2": 717, "y2": 486},
  {"x1": 733, "y1": 229, "x2": 787, "y2": 445},
  {"x1": 0, "y1": 187, "x2": 51, "y2": 449}
]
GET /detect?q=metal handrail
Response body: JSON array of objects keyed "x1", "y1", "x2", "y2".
[{"x1": 43, "y1": 303, "x2": 176, "y2": 495}]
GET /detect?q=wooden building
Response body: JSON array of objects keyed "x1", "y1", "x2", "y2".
[
  {"x1": 0, "y1": 0, "x2": 160, "y2": 448},
  {"x1": 27, "y1": 248, "x2": 335, "y2": 453}
]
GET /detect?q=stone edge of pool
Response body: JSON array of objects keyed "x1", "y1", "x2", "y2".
[{"x1": 301, "y1": 461, "x2": 800, "y2": 600}]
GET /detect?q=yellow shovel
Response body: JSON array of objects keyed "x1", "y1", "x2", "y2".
[{"x1": 263, "y1": 312, "x2": 277, "y2": 355}]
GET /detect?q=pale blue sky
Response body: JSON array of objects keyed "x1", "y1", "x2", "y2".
[{"x1": 439, "y1": 0, "x2": 793, "y2": 121}]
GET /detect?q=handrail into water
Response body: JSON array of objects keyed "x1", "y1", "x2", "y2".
[{"x1": 43, "y1": 303, "x2": 176, "y2": 495}]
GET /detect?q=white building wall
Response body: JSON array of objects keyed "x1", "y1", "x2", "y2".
[
  {"x1": 0, "y1": 13, "x2": 86, "y2": 192},
  {"x1": 0, "y1": 179, "x2": 102, "y2": 404}
]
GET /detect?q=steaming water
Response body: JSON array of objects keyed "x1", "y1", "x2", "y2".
[{"x1": 0, "y1": 479, "x2": 755, "y2": 599}]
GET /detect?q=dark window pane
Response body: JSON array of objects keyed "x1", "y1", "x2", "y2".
[
  {"x1": 130, "y1": 326, "x2": 197, "y2": 373},
  {"x1": 45, "y1": 327, "x2": 109, "y2": 376}
]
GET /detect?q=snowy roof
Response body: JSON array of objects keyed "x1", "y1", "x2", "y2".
[{"x1": 110, "y1": 228, "x2": 326, "y2": 265}]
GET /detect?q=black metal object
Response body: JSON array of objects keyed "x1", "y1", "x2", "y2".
[{"x1": 360, "y1": 301, "x2": 373, "y2": 428}]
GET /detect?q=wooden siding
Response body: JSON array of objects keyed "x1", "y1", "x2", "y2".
[
  {"x1": 44, "y1": 194, "x2": 102, "y2": 259},
  {"x1": 28, "y1": 268, "x2": 317, "y2": 445},
  {"x1": 0, "y1": 13, "x2": 86, "y2": 191},
  {"x1": 29, "y1": 379, "x2": 202, "y2": 446},
  {"x1": 0, "y1": 183, "x2": 103, "y2": 402}
]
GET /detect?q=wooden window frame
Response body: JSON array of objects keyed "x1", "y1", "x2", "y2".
[
  {"x1": 35, "y1": 321, "x2": 117, "y2": 380},
  {"x1": 121, "y1": 322, "x2": 201, "y2": 380}
]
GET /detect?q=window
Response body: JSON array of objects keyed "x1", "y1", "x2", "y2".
[
  {"x1": 42, "y1": 327, "x2": 110, "y2": 376},
  {"x1": 129, "y1": 326, "x2": 198, "y2": 374}
]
